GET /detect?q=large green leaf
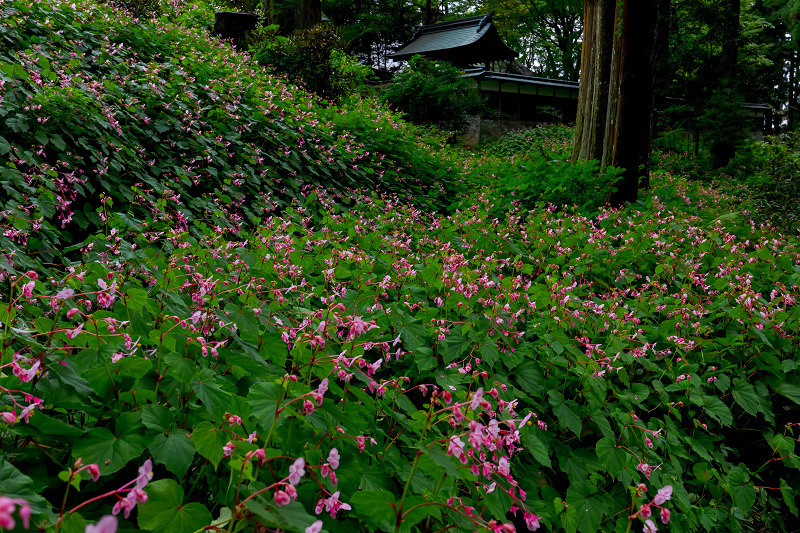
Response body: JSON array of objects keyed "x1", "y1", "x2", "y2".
[
  {"x1": 549, "y1": 390, "x2": 582, "y2": 436},
  {"x1": 727, "y1": 469, "x2": 756, "y2": 514},
  {"x1": 595, "y1": 437, "x2": 625, "y2": 477},
  {"x1": 192, "y1": 375, "x2": 232, "y2": 417},
  {"x1": 524, "y1": 429, "x2": 552, "y2": 468},
  {"x1": 0, "y1": 460, "x2": 51, "y2": 514},
  {"x1": 148, "y1": 430, "x2": 195, "y2": 478},
  {"x1": 138, "y1": 479, "x2": 212, "y2": 533},
  {"x1": 731, "y1": 378, "x2": 760, "y2": 416},
  {"x1": 191, "y1": 421, "x2": 229, "y2": 469},
  {"x1": 72, "y1": 417, "x2": 146, "y2": 475}
]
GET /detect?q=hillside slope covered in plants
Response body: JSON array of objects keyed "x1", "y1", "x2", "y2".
[{"x1": 1, "y1": 1, "x2": 799, "y2": 533}]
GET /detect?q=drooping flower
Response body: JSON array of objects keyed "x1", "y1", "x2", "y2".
[
  {"x1": 136, "y1": 459, "x2": 153, "y2": 489},
  {"x1": 274, "y1": 490, "x2": 290, "y2": 507},
  {"x1": 288, "y1": 457, "x2": 305, "y2": 485},
  {"x1": 652, "y1": 485, "x2": 672, "y2": 505},
  {"x1": 85, "y1": 515, "x2": 118, "y2": 533},
  {"x1": 523, "y1": 511, "x2": 540, "y2": 531},
  {"x1": 643, "y1": 518, "x2": 658, "y2": 533},
  {"x1": 327, "y1": 448, "x2": 340, "y2": 470},
  {"x1": 305, "y1": 520, "x2": 323, "y2": 533},
  {"x1": 660, "y1": 507, "x2": 670, "y2": 524}
]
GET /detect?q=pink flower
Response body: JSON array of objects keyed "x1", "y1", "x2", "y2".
[
  {"x1": 652, "y1": 485, "x2": 672, "y2": 505},
  {"x1": 317, "y1": 378, "x2": 328, "y2": 396},
  {"x1": 21, "y1": 280, "x2": 35, "y2": 298},
  {"x1": 67, "y1": 308, "x2": 80, "y2": 319},
  {"x1": 321, "y1": 491, "x2": 351, "y2": 518},
  {"x1": 136, "y1": 459, "x2": 153, "y2": 489},
  {"x1": 497, "y1": 456, "x2": 510, "y2": 477},
  {"x1": 470, "y1": 387, "x2": 484, "y2": 411},
  {"x1": 274, "y1": 490, "x2": 291, "y2": 507},
  {"x1": 303, "y1": 399, "x2": 315, "y2": 415},
  {"x1": 660, "y1": 508, "x2": 670, "y2": 524},
  {"x1": 87, "y1": 463, "x2": 101, "y2": 482},
  {"x1": 327, "y1": 448, "x2": 340, "y2": 470},
  {"x1": 643, "y1": 518, "x2": 657, "y2": 533},
  {"x1": 305, "y1": 520, "x2": 323, "y2": 533},
  {"x1": 639, "y1": 503, "x2": 651, "y2": 519},
  {"x1": 356, "y1": 435, "x2": 366, "y2": 452},
  {"x1": 447, "y1": 436, "x2": 467, "y2": 464},
  {"x1": 25, "y1": 271, "x2": 38, "y2": 281},
  {"x1": 523, "y1": 511, "x2": 540, "y2": 531},
  {"x1": 1, "y1": 412, "x2": 16, "y2": 425},
  {"x1": 85, "y1": 515, "x2": 118, "y2": 533},
  {"x1": 223, "y1": 442, "x2": 235, "y2": 457},
  {"x1": 285, "y1": 484, "x2": 297, "y2": 501},
  {"x1": 288, "y1": 457, "x2": 305, "y2": 485},
  {"x1": 0, "y1": 496, "x2": 31, "y2": 529},
  {"x1": 56, "y1": 288, "x2": 75, "y2": 300}
]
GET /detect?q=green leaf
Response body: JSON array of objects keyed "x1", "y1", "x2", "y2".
[
  {"x1": 149, "y1": 431, "x2": 195, "y2": 479},
  {"x1": 480, "y1": 338, "x2": 499, "y2": 367},
  {"x1": 595, "y1": 437, "x2": 625, "y2": 477},
  {"x1": 0, "y1": 134, "x2": 10, "y2": 154},
  {"x1": 50, "y1": 362, "x2": 95, "y2": 396},
  {"x1": 138, "y1": 479, "x2": 212, "y2": 533},
  {"x1": 191, "y1": 421, "x2": 228, "y2": 469},
  {"x1": 426, "y1": 445, "x2": 461, "y2": 477},
  {"x1": 142, "y1": 404, "x2": 175, "y2": 433},
  {"x1": 259, "y1": 331, "x2": 287, "y2": 367},
  {"x1": 701, "y1": 395, "x2": 732, "y2": 426},
  {"x1": 249, "y1": 381, "x2": 281, "y2": 431},
  {"x1": 401, "y1": 496, "x2": 441, "y2": 532},
  {"x1": 727, "y1": 469, "x2": 756, "y2": 513},
  {"x1": 515, "y1": 360, "x2": 544, "y2": 396},
  {"x1": 440, "y1": 330, "x2": 470, "y2": 363},
  {"x1": 0, "y1": 459, "x2": 50, "y2": 514},
  {"x1": 351, "y1": 490, "x2": 396, "y2": 527},
  {"x1": 549, "y1": 390, "x2": 582, "y2": 436},
  {"x1": 71, "y1": 421, "x2": 146, "y2": 475},
  {"x1": 731, "y1": 378, "x2": 760, "y2": 416},
  {"x1": 50, "y1": 133, "x2": 66, "y2": 151},
  {"x1": 523, "y1": 429, "x2": 551, "y2": 468},
  {"x1": 781, "y1": 478, "x2": 798, "y2": 516},
  {"x1": 192, "y1": 376, "x2": 232, "y2": 417},
  {"x1": 774, "y1": 381, "x2": 800, "y2": 406}
]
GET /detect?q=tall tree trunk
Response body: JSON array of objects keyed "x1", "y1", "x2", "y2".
[
  {"x1": 572, "y1": 0, "x2": 614, "y2": 162},
  {"x1": 606, "y1": 0, "x2": 661, "y2": 204},
  {"x1": 260, "y1": 0, "x2": 275, "y2": 25},
  {"x1": 425, "y1": 0, "x2": 433, "y2": 24},
  {"x1": 790, "y1": 47, "x2": 796, "y2": 131},
  {"x1": 572, "y1": 0, "x2": 661, "y2": 205},
  {"x1": 710, "y1": 0, "x2": 740, "y2": 168},
  {"x1": 294, "y1": 0, "x2": 321, "y2": 30}
]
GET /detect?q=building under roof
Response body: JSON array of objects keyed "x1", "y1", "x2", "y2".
[
  {"x1": 388, "y1": 13, "x2": 517, "y2": 67},
  {"x1": 391, "y1": 14, "x2": 772, "y2": 133}
]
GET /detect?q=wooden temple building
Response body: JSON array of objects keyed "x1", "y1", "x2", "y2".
[{"x1": 389, "y1": 13, "x2": 770, "y2": 132}]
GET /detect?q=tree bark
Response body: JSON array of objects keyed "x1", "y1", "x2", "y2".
[
  {"x1": 572, "y1": 0, "x2": 661, "y2": 206},
  {"x1": 571, "y1": 0, "x2": 614, "y2": 163},
  {"x1": 294, "y1": 0, "x2": 321, "y2": 30}
]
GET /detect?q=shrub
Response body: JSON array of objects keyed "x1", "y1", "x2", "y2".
[
  {"x1": 381, "y1": 55, "x2": 485, "y2": 131},
  {"x1": 251, "y1": 25, "x2": 371, "y2": 102},
  {"x1": 727, "y1": 133, "x2": 800, "y2": 233},
  {"x1": 483, "y1": 123, "x2": 574, "y2": 160}
]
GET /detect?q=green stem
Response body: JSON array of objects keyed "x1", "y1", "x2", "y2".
[{"x1": 394, "y1": 399, "x2": 435, "y2": 533}]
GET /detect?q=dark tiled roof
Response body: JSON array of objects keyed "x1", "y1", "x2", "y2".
[{"x1": 389, "y1": 13, "x2": 518, "y2": 64}]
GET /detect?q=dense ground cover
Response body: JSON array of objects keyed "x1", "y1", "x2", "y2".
[{"x1": 1, "y1": 1, "x2": 800, "y2": 533}]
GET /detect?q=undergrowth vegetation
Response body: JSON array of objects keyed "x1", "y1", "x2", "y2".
[{"x1": 1, "y1": 1, "x2": 799, "y2": 533}]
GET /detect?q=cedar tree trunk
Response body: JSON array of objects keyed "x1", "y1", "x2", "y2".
[{"x1": 572, "y1": 0, "x2": 661, "y2": 206}]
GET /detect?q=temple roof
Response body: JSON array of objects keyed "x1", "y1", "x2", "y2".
[{"x1": 389, "y1": 13, "x2": 518, "y2": 66}]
